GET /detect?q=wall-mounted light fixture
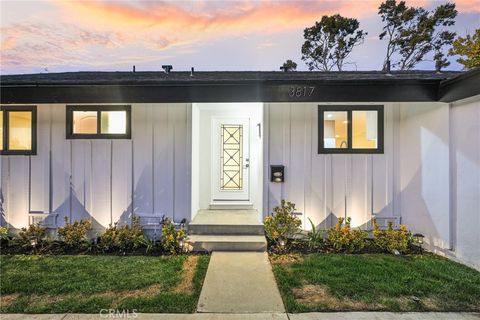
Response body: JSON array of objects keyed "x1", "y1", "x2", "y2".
[{"x1": 270, "y1": 165, "x2": 285, "y2": 183}]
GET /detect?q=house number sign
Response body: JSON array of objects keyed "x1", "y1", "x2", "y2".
[{"x1": 288, "y1": 86, "x2": 315, "y2": 98}]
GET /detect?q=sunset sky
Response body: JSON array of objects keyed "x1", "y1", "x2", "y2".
[{"x1": 1, "y1": 0, "x2": 479, "y2": 74}]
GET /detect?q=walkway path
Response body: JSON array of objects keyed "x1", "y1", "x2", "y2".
[{"x1": 196, "y1": 251, "x2": 285, "y2": 313}]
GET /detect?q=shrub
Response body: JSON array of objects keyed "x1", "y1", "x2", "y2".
[
  {"x1": 57, "y1": 217, "x2": 92, "y2": 249},
  {"x1": 264, "y1": 200, "x2": 302, "y2": 248},
  {"x1": 373, "y1": 220, "x2": 412, "y2": 254},
  {"x1": 161, "y1": 217, "x2": 186, "y2": 255},
  {"x1": 99, "y1": 216, "x2": 150, "y2": 253},
  {"x1": 0, "y1": 226, "x2": 8, "y2": 240},
  {"x1": 304, "y1": 218, "x2": 325, "y2": 250},
  {"x1": 327, "y1": 217, "x2": 367, "y2": 253},
  {"x1": 19, "y1": 223, "x2": 46, "y2": 246}
]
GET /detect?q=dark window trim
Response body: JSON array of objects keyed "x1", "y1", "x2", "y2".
[
  {"x1": 318, "y1": 105, "x2": 384, "y2": 154},
  {"x1": 66, "y1": 105, "x2": 131, "y2": 139},
  {"x1": 0, "y1": 105, "x2": 37, "y2": 156}
]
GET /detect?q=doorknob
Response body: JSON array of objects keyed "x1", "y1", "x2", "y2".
[{"x1": 245, "y1": 164, "x2": 249, "y2": 168}]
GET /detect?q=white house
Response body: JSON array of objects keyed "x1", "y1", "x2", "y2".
[{"x1": 1, "y1": 69, "x2": 479, "y2": 268}]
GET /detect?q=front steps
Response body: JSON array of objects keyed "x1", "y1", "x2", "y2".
[{"x1": 188, "y1": 209, "x2": 267, "y2": 252}]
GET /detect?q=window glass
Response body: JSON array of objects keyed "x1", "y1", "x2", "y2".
[
  {"x1": 73, "y1": 111, "x2": 97, "y2": 134},
  {"x1": 101, "y1": 111, "x2": 126, "y2": 134},
  {"x1": 323, "y1": 111, "x2": 348, "y2": 148},
  {"x1": 352, "y1": 110, "x2": 378, "y2": 149},
  {"x1": 8, "y1": 111, "x2": 32, "y2": 150},
  {"x1": 0, "y1": 111, "x2": 3, "y2": 151}
]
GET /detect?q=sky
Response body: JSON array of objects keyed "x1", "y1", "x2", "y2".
[{"x1": 0, "y1": 0, "x2": 479, "y2": 75}]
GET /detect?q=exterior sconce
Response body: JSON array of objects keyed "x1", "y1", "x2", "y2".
[{"x1": 270, "y1": 165, "x2": 285, "y2": 183}]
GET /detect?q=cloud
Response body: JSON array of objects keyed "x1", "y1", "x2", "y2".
[{"x1": 1, "y1": 0, "x2": 478, "y2": 73}]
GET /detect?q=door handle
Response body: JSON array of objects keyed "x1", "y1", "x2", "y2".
[{"x1": 245, "y1": 164, "x2": 249, "y2": 168}]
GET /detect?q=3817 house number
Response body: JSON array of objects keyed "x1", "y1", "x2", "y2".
[{"x1": 289, "y1": 86, "x2": 315, "y2": 98}]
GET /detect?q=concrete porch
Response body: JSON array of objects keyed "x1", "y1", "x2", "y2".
[{"x1": 188, "y1": 209, "x2": 267, "y2": 252}]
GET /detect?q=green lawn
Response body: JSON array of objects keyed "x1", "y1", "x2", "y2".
[
  {"x1": 0, "y1": 254, "x2": 209, "y2": 313},
  {"x1": 271, "y1": 253, "x2": 480, "y2": 313}
]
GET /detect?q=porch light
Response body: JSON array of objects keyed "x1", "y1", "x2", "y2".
[{"x1": 30, "y1": 238, "x2": 37, "y2": 247}]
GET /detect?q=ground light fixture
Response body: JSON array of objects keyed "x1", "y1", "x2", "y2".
[{"x1": 413, "y1": 233, "x2": 425, "y2": 248}]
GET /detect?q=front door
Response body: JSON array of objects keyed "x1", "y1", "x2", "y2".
[{"x1": 212, "y1": 117, "x2": 250, "y2": 202}]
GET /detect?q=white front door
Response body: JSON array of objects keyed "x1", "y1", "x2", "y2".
[{"x1": 211, "y1": 117, "x2": 250, "y2": 202}]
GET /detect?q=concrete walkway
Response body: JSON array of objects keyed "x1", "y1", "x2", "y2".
[
  {"x1": 2, "y1": 313, "x2": 479, "y2": 319},
  {"x1": 197, "y1": 251, "x2": 285, "y2": 313}
]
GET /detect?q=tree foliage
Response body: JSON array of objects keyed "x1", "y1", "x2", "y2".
[
  {"x1": 280, "y1": 59, "x2": 297, "y2": 71},
  {"x1": 378, "y1": 0, "x2": 457, "y2": 70},
  {"x1": 449, "y1": 29, "x2": 480, "y2": 70},
  {"x1": 301, "y1": 14, "x2": 366, "y2": 71}
]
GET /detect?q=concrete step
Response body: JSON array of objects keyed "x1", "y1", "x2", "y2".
[
  {"x1": 189, "y1": 209, "x2": 264, "y2": 235},
  {"x1": 189, "y1": 223, "x2": 264, "y2": 235},
  {"x1": 188, "y1": 235, "x2": 267, "y2": 252}
]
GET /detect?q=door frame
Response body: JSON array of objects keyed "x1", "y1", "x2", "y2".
[{"x1": 191, "y1": 103, "x2": 263, "y2": 220}]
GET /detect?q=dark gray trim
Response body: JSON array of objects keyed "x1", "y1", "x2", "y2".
[
  {"x1": 318, "y1": 105, "x2": 384, "y2": 154},
  {"x1": 66, "y1": 105, "x2": 131, "y2": 139},
  {"x1": 439, "y1": 68, "x2": 480, "y2": 102},
  {"x1": 1, "y1": 80, "x2": 440, "y2": 104},
  {"x1": 0, "y1": 105, "x2": 37, "y2": 155}
]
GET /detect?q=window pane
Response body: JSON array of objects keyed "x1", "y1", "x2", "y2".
[
  {"x1": 8, "y1": 111, "x2": 32, "y2": 150},
  {"x1": 101, "y1": 111, "x2": 126, "y2": 134},
  {"x1": 73, "y1": 111, "x2": 97, "y2": 134},
  {"x1": 352, "y1": 111, "x2": 378, "y2": 149},
  {"x1": 324, "y1": 111, "x2": 348, "y2": 148},
  {"x1": 0, "y1": 111, "x2": 3, "y2": 150}
]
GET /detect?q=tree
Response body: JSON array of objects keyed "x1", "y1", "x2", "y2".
[
  {"x1": 280, "y1": 60, "x2": 297, "y2": 71},
  {"x1": 378, "y1": 1, "x2": 457, "y2": 70},
  {"x1": 449, "y1": 29, "x2": 480, "y2": 70},
  {"x1": 301, "y1": 14, "x2": 366, "y2": 71}
]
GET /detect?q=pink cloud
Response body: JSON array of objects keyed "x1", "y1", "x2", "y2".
[{"x1": 1, "y1": 0, "x2": 478, "y2": 73}]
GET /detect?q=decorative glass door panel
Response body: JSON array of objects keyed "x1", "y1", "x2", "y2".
[
  {"x1": 212, "y1": 118, "x2": 250, "y2": 201},
  {"x1": 220, "y1": 125, "x2": 243, "y2": 190}
]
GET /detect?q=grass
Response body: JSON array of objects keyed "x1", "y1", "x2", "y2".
[
  {"x1": 0, "y1": 254, "x2": 209, "y2": 313},
  {"x1": 271, "y1": 253, "x2": 480, "y2": 313}
]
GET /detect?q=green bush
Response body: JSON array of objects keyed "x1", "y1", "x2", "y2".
[
  {"x1": 327, "y1": 217, "x2": 367, "y2": 253},
  {"x1": 99, "y1": 216, "x2": 150, "y2": 253},
  {"x1": 161, "y1": 217, "x2": 187, "y2": 255},
  {"x1": 0, "y1": 226, "x2": 8, "y2": 240},
  {"x1": 373, "y1": 219, "x2": 412, "y2": 253},
  {"x1": 304, "y1": 218, "x2": 325, "y2": 250},
  {"x1": 18, "y1": 223, "x2": 46, "y2": 246},
  {"x1": 264, "y1": 200, "x2": 302, "y2": 248},
  {"x1": 57, "y1": 217, "x2": 92, "y2": 249}
]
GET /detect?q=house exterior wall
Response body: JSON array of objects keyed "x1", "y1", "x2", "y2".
[
  {"x1": 264, "y1": 102, "x2": 400, "y2": 229},
  {"x1": 0, "y1": 103, "x2": 192, "y2": 232},
  {"x1": 450, "y1": 96, "x2": 480, "y2": 269},
  {"x1": 1, "y1": 99, "x2": 478, "y2": 269},
  {"x1": 399, "y1": 103, "x2": 451, "y2": 250}
]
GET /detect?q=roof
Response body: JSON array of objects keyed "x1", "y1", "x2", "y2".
[
  {"x1": 0, "y1": 70, "x2": 462, "y2": 86},
  {"x1": 1, "y1": 69, "x2": 478, "y2": 104}
]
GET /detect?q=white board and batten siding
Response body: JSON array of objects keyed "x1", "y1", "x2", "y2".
[
  {"x1": 264, "y1": 103, "x2": 399, "y2": 230},
  {"x1": 1, "y1": 100, "x2": 479, "y2": 270},
  {"x1": 0, "y1": 103, "x2": 192, "y2": 232}
]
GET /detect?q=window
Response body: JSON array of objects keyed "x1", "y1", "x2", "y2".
[
  {"x1": 66, "y1": 105, "x2": 131, "y2": 139},
  {"x1": 318, "y1": 105, "x2": 384, "y2": 154},
  {"x1": 0, "y1": 105, "x2": 37, "y2": 155}
]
